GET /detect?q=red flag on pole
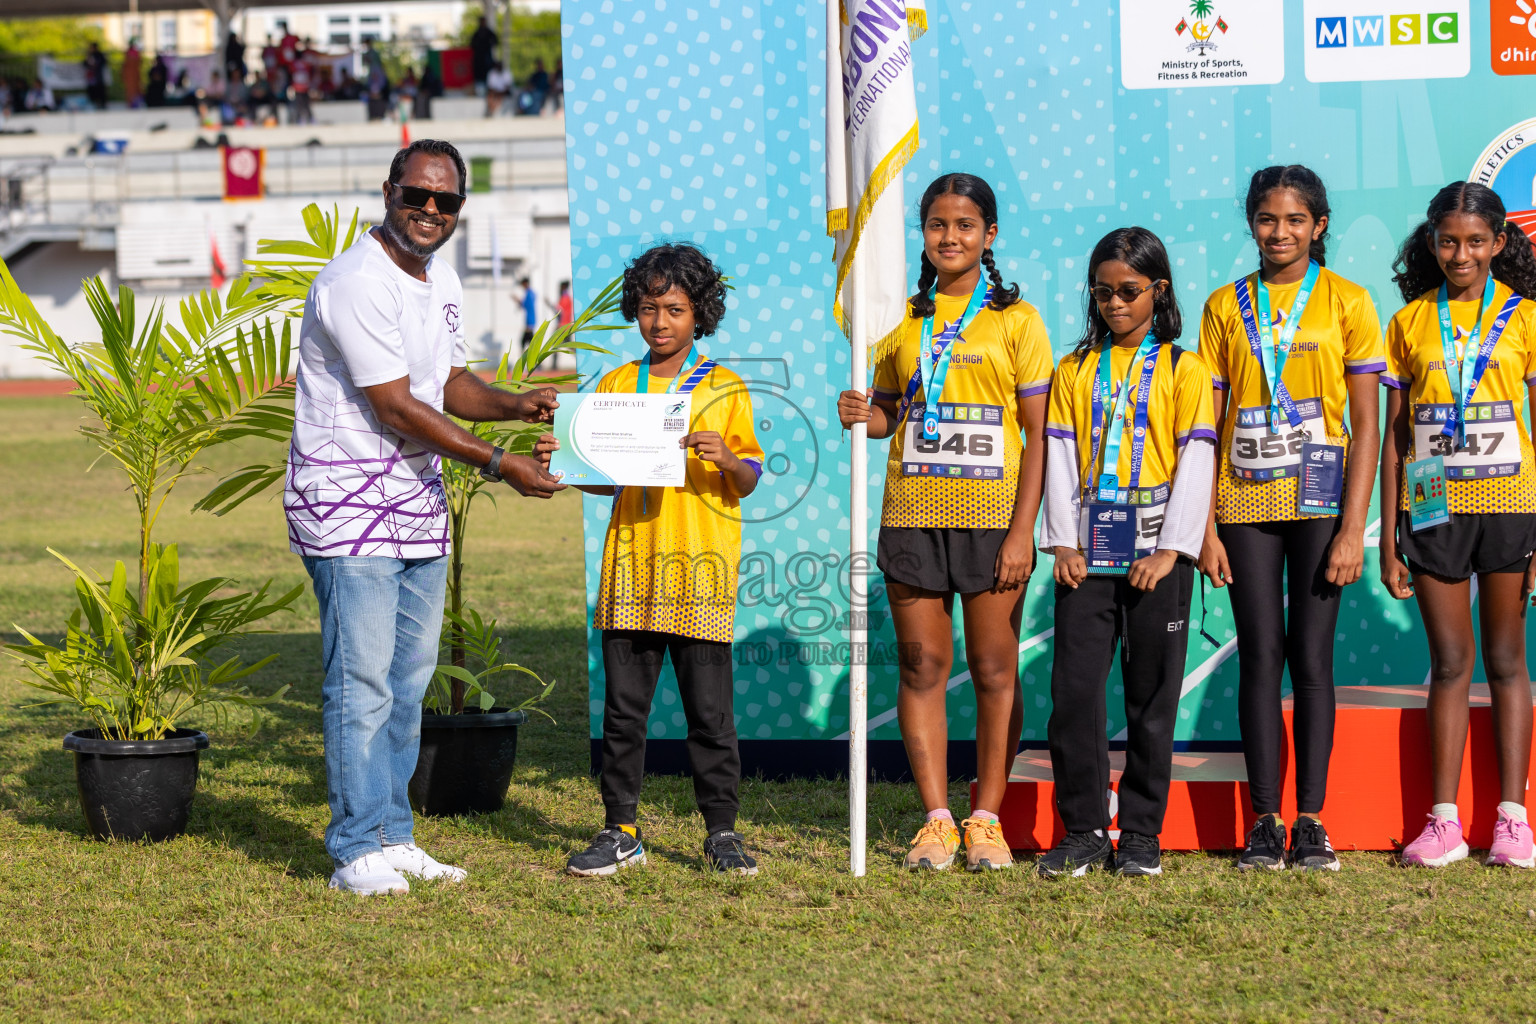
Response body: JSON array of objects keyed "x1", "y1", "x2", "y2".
[{"x1": 210, "y1": 230, "x2": 226, "y2": 289}]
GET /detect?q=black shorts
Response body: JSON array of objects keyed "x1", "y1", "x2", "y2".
[
  {"x1": 1396, "y1": 511, "x2": 1536, "y2": 579},
  {"x1": 876, "y1": 526, "x2": 1008, "y2": 593}
]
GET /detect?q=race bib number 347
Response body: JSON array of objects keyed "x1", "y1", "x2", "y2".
[
  {"x1": 903, "y1": 403, "x2": 1007, "y2": 479},
  {"x1": 1412, "y1": 402, "x2": 1523, "y2": 480}
]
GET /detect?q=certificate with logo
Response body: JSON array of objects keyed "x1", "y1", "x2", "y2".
[{"x1": 549, "y1": 393, "x2": 692, "y2": 488}]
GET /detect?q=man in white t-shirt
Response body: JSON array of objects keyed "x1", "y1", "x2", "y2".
[{"x1": 285, "y1": 139, "x2": 565, "y2": 895}]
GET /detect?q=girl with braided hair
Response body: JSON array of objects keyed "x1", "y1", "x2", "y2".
[
  {"x1": 837, "y1": 172, "x2": 1052, "y2": 872},
  {"x1": 1382, "y1": 181, "x2": 1536, "y2": 870}
]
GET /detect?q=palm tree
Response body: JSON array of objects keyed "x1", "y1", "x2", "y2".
[{"x1": 1189, "y1": 0, "x2": 1214, "y2": 19}]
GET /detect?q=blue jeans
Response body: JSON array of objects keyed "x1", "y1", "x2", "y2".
[{"x1": 302, "y1": 555, "x2": 448, "y2": 866}]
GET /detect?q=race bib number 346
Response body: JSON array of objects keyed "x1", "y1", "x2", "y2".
[
  {"x1": 1412, "y1": 402, "x2": 1523, "y2": 480},
  {"x1": 902, "y1": 402, "x2": 1007, "y2": 479}
]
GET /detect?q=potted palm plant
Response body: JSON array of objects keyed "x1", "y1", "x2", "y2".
[
  {"x1": 0, "y1": 268, "x2": 300, "y2": 841},
  {"x1": 202, "y1": 206, "x2": 623, "y2": 816}
]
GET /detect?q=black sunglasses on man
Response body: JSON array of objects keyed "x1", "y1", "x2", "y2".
[{"x1": 391, "y1": 183, "x2": 466, "y2": 216}]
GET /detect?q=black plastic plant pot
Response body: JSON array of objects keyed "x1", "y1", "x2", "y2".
[
  {"x1": 410, "y1": 708, "x2": 529, "y2": 817},
  {"x1": 62, "y1": 728, "x2": 210, "y2": 842}
]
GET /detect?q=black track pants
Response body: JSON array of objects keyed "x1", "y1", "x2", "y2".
[
  {"x1": 1048, "y1": 561, "x2": 1194, "y2": 836},
  {"x1": 1218, "y1": 517, "x2": 1341, "y2": 815},
  {"x1": 599, "y1": 630, "x2": 740, "y2": 833}
]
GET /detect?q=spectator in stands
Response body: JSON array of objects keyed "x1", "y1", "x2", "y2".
[
  {"x1": 525, "y1": 59, "x2": 550, "y2": 116},
  {"x1": 261, "y1": 35, "x2": 280, "y2": 82},
  {"x1": 169, "y1": 69, "x2": 194, "y2": 107},
  {"x1": 83, "y1": 43, "x2": 108, "y2": 111},
  {"x1": 0, "y1": 80, "x2": 12, "y2": 121},
  {"x1": 146, "y1": 56, "x2": 169, "y2": 107},
  {"x1": 414, "y1": 62, "x2": 440, "y2": 120},
  {"x1": 470, "y1": 15, "x2": 498, "y2": 95},
  {"x1": 123, "y1": 39, "x2": 142, "y2": 108},
  {"x1": 485, "y1": 60, "x2": 512, "y2": 118},
  {"x1": 198, "y1": 71, "x2": 227, "y2": 128},
  {"x1": 334, "y1": 67, "x2": 363, "y2": 102},
  {"x1": 364, "y1": 48, "x2": 391, "y2": 122},
  {"x1": 519, "y1": 277, "x2": 538, "y2": 348},
  {"x1": 26, "y1": 79, "x2": 56, "y2": 113},
  {"x1": 395, "y1": 68, "x2": 418, "y2": 123},
  {"x1": 225, "y1": 31, "x2": 247, "y2": 83},
  {"x1": 288, "y1": 52, "x2": 314, "y2": 125},
  {"x1": 279, "y1": 23, "x2": 300, "y2": 69},
  {"x1": 247, "y1": 73, "x2": 279, "y2": 126}
]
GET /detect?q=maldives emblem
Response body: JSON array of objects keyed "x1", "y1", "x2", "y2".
[
  {"x1": 443, "y1": 303, "x2": 460, "y2": 331},
  {"x1": 1179, "y1": 0, "x2": 1228, "y2": 56},
  {"x1": 1177, "y1": 0, "x2": 1229, "y2": 56},
  {"x1": 1472, "y1": 118, "x2": 1536, "y2": 236}
]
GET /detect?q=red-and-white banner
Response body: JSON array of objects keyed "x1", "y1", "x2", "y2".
[{"x1": 222, "y1": 146, "x2": 264, "y2": 201}]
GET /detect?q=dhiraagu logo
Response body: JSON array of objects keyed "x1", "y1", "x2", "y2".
[{"x1": 1303, "y1": 1, "x2": 1470, "y2": 80}]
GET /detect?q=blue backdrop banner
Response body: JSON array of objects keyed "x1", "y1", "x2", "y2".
[{"x1": 561, "y1": 0, "x2": 1536, "y2": 767}]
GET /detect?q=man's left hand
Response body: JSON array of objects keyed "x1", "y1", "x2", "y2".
[{"x1": 518, "y1": 387, "x2": 559, "y2": 424}]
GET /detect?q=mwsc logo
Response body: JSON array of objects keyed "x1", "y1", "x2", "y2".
[{"x1": 1303, "y1": 1, "x2": 1470, "y2": 81}]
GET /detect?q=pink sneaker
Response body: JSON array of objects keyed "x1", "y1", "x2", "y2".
[
  {"x1": 1400, "y1": 814, "x2": 1469, "y2": 868},
  {"x1": 1486, "y1": 811, "x2": 1535, "y2": 869}
]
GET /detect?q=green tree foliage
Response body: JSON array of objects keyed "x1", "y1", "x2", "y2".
[
  {"x1": 455, "y1": 4, "x2": 561, "y2": 80},
  {"x1": 0, "y1": 17, "x2": 104, "y2": 57}
]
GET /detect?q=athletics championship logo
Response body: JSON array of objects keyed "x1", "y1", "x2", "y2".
[{"x1": 1471, "y1": 118, "x2": 1536, "y2": 235}]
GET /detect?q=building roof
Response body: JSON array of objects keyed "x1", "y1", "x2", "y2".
[{"x1": 6, "y1": 1, "x2": 338, "y2": 15}]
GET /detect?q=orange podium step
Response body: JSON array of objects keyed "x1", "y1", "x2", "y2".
[{"x1": 978, "y1": 684, "x2": 1536, "y2": 852}]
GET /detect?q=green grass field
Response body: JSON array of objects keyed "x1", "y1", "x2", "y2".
[{"x1": 2, "y1": 395, "x2": 1535, "y2": 1024}]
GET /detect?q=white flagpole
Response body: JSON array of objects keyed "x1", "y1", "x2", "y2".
[{"x1": 849, "y1": 243, "x2": 868, "y2": 878}]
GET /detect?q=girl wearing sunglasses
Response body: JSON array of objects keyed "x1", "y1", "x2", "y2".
[
  {"x1": 1038, "y1": 227, "x2": 1216, "y2": 878},
  {"x1": 1196, "y1": 165, "x2": 1384, "y2": 872},
  {"x1": 837, "y1": 173, "x2": 1053, "y2": 872}
]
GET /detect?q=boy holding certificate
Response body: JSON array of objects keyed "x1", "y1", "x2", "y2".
[{"x1": 544, "y1": 243, "x2": 765, "y2": 876}]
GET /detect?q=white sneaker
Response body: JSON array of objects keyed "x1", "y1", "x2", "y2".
[
  {"x1": 329, "y1": 852, "x2": 410, "y2": 896},
  {"x1": 382, "y1": 842, "x2": 468, "y2": 883}
]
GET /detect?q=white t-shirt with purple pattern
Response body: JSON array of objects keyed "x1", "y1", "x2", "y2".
[{"x1": 284, "y1": 232, "x2": 467, "y2": 559}]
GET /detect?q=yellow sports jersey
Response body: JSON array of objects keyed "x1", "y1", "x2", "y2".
[
  {"x1": 592, "y1": 357, "x2": 764, "y2": 643},
  {"x1": 1383, "y1": 282, "x2": 1536, "y2": 514},
  {"x1": 1046, "y1": 341, "x2": 1217, "y2": 494},
  {"x1": 1198, "y1": 267, "x2": 1385, "y2": 524},
  {"x1": 870, "y1": 294, "x2": 1054, "y2": 529}
]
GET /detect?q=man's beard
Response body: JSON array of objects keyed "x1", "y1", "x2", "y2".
[{"x1": 383, "y1": 202, "x2": 456, "y2": 258}]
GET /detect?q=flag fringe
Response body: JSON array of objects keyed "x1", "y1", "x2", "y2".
[
  {"x1": 907, "y1": 7, "x2": 927, "y2": 39},
  {"x1": 826, "y1": 208, "x2": 848, "y2": 235},
  {"x1": 831, "y1": 119, "x2": 919, "y2": 338}
]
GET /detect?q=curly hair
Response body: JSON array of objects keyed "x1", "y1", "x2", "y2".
[
  {"x1": 1071, "y1": 227, "x2": 1183, "y2": 358},
  {"x1": 619, "y1": 243, "x2": 728, "y2": 339},
  {"x1": 1391, "y1": 182, "x2": 1536, "y2": 303},
  {"x1": 1244, "y1": 164, "x2": 1331, "y2": 267},
  {"x1": 909, "y1": 173, "x2": 1020, "y2": 319}
]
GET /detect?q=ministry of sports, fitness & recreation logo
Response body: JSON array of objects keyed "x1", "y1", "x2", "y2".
[{"x1": 1472, "y1": 118, "x2": 1536, "y2": 235}]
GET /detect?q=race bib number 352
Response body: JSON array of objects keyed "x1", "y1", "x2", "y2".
[
  {"x1": 902, "y1": 402, "x2": 1007, "y2": 479},
  {"x1": 1229, "y1": 398, "x2": 1325, "y2": 481},
  {"x1": 1412, "y1": 402, "x2": 1523, "y2": 480}
]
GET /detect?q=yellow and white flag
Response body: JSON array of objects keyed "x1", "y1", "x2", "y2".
[{"x1": 826, "y1": 0, "x2": 925, "y2": 356}]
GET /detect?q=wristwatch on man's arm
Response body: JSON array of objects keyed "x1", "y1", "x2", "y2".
[{"x1": 479, "y1": 445, "x2": 506, "y2": 483}]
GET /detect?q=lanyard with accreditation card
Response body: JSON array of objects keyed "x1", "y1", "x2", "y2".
[
  {"x1": 1406, "y1": 278, "x2": 1522, "y2": 532},
  {"x1": 1084, "y1": 336, "x2": 1159, "y2": 574},
  {"x1": 899, "y1": 277, "x2": 992, "y2": 437},
  {"x1": 624, "y1": 346, "x2": 716, "y2": 513},
  {"x1": 1234, "y1": 261, "x2": 1343, "y2": 515}
]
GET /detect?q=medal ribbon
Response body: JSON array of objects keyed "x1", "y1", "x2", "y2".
[
  {"x1": 1234, "y1": 260, "x2": 1319, "y2": 435},
  {"x1": 1088, "y1": 335, "x2": 1161, "y2": 503},
  {"x1": 1436, "y1": 278, "x2": 1519, "y2": 446},
  {"x1": 625, "y1": 346, "x2": 716, "y2": 513},
  {"x1": 901, "y1": 277, "x2": 992, "y2": 438}
]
